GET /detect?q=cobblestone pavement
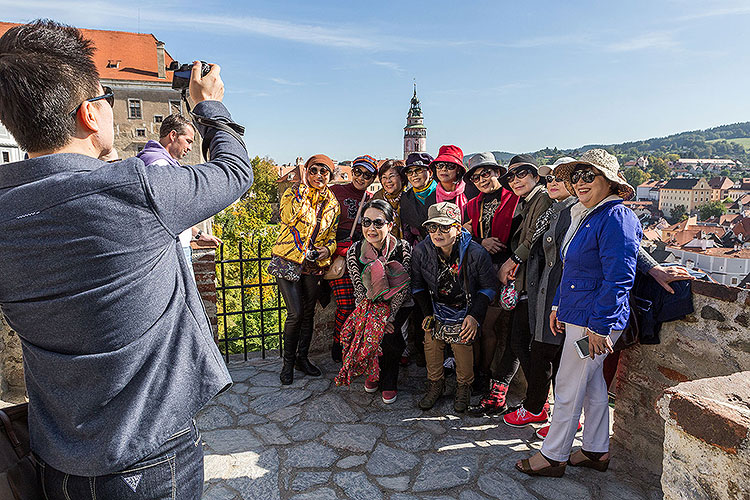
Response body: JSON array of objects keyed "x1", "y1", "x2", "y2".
[{"x1": 199, "y1": 354, "x2": 662, "y2": 500}]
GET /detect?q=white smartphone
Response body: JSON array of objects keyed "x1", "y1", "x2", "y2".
[{"x1": 574, "y1": 336, "x2": 590, "y2": 359}]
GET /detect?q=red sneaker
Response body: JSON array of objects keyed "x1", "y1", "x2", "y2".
[
  {"x1": 364, "y1": 376, "x2": 378, "y2": 393},
  {"x1": 535, "y1": 421, "x2": 582, "y2": 439},
  {"x1": 503, "y1": 406, "x2": 548, "y2": 428},
  {"x1": 381, "y1": 390, "x2": 397, "y2": 404}
]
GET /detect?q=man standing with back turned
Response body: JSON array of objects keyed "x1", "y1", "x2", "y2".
[{"x1": 0, "y1": 20, "x2": 252, "y2": 499}]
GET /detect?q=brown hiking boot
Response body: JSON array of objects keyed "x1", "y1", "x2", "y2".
[
  {"x1": 454, "y1": 383, "x2": 472, "y2": 413},
  {"x1": 419, "y1": 379, "x2": 445, "y2": 410}
]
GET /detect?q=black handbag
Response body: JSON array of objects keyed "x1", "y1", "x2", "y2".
[{"x1": 0, "y1": 403, "x2": 43, "y2": 500}]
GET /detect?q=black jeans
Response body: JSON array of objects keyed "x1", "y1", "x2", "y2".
[
  {"x1": 378, "y1": 307, "x2": 411, "y2": 391},
  {"x1": 38, "y1": 419, "x2": 203, "y2": 500},
  {"x1": 524, "y1": 340, "x2": 564, "y2": 414},
  {"x1": 277, "y1": 274, "x2": 321, "y2": 363},
  {"x1": 493, "y1": 298, "x2": 532, "y2": 386}
]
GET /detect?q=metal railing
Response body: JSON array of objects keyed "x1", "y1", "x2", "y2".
[{"x1": 215, "y1": 241, "x2": 286, "y2": 361}]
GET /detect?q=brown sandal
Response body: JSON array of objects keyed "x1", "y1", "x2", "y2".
[
  {"x1": 567, "y1": 450, "x2": 610, "y2": 472},
  {"x1": 515, "y1": 453, "x2": 566, "y2": 477}
]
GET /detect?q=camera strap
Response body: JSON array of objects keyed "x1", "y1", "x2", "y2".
[{"x1": 181, "y1": 90, "x2": 247, "y2": 160}]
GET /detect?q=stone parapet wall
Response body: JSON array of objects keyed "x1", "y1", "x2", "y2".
[
  {"x1": 0, "y1": 307, "x2": 26, "y2": 403},
  {"x1": 191, "y1": 242, "x2": 219, "y2": 342},
  {"x1": 657, "y1": 372, "x2": 750, "y2": 500},
  {"x1": 613, "y1": 281, "x2": 750, "y2": 475}
]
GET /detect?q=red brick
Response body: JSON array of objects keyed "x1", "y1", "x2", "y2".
[
  {"x1": 668, "y1": 393, "x2": 749, "y2": 454},
  {"x1": 658, "y1": 366, "x2": 690, "y2": 383},
  {"x1": 692, "y1": 281, "x2": 739, "y2": 303}
]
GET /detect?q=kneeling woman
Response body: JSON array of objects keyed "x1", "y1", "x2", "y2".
[
  {"x1": 335, "y1": 200, "x2": 412, "y2": 404},
  {"x1": 516, "y1": 149, "x2": 641, "y2": 477},
  {"x1": 412, "y1": 202, "x2": 498, "y2": 413}
]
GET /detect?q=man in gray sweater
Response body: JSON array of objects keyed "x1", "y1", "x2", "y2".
[{"x1": 0, "y1": 20, "x2": 252, "y2": 499}]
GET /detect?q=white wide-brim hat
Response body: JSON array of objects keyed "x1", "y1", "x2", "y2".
[{"x1": 555, "y1": 149, "x2": 635, "y2": 200}]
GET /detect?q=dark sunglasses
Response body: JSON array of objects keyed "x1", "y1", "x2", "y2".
[
  {"x1": 571, "y1": 169, "x2": 602, "y2": 184},
  {"x1": 361, "y1": 217, "x2": 387, "y2": 229},
  {"x1": 405, "y1": 167, "x2": 428, "y2": 177},
  {"x1": 505, "y1": 167, "x2": 533, "y2": 182},
  {"x1": 545, "y1": 175, "x2": 565, "y2": 184},
  {"x1": 70, "y1": 86, "x2": 114, "y2": 116},
  {"x1": 425, "y1": 223, "x2": 455, "y2": 234},
  {"x1": 353, "y1": 168, "x2": 375, "y2": 180},
  {"x1": 435, "y1": 162, "x2": 458, "y2": 171},
  {"x1": 307, "y1": 165, "x2": 331, "y2": 176},
  {"x1": 470, "y1": 169, "x2": 494, "y2": 183}
]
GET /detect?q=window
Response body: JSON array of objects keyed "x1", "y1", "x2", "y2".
[
  {"x1": 135, "y1": 128, "x2": 146, "y2": 137},
  {"x1": 128, "y1": 99, "x2": 142, "y2": 119},
  {"x1": 106, "y1": 60, "x2": 120, "y2": 68},
  {"x1": 169, "y1": 100, "x2": 181, "y2": 115},
  {"x1": 154, "y1": 115, "x2": 163, "y2": 123},
  {"x1": 731, "y1": 277, "x2": 739, "y2": 285},
  {"x1": 1, "y1": 151, "x2": 9, "y2": 163}
]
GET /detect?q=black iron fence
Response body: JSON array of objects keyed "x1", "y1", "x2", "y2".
[{"x1": 215, "y1": 241, "x2": 286, "y2": 361}]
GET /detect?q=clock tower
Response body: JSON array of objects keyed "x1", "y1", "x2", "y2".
[{"x1": 403, "y1": 83, "x2": 427, "y2": 159}]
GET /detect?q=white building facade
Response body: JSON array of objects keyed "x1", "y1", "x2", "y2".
[
  {"x1": 0, "y1": 122, "x2": 23, "y2": 164},
  {"x1": 667, "y1": 247, "x2": 750, "y2": 287}
]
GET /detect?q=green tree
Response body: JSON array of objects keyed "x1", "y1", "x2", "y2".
[
  {"x1": 698, "y1": 201, "x2": 727, "y2": 220},
  {"x1": 624, "y1": 167, "x2": 649, "y2": 187},
  {"x1": 650, "y1": 157, "x2": 671, "y2": 180},
  {"x1": 670, "y1": 204, "x2": 687, "y2": 222}
]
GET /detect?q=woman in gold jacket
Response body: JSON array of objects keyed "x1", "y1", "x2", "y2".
[{"x1": 272, "y1": 154, "x2": 340, "y2": 384}]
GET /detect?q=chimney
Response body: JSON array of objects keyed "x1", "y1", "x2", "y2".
[{"x1": 156, "y1": 41, "x2": 166, "y2": 79}]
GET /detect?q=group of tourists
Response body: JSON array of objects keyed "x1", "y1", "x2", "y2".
[{"x1": 269, "y1": 145, "x2": 692, "y2": 477}]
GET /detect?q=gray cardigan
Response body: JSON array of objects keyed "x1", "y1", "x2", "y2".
[{"x1": 0, "y1": 101, "x2": 250, "y2": 475}]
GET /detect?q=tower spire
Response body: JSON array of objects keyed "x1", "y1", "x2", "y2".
[{"x1": 404, "y1": 82, "x2": 426, "y2": 159}]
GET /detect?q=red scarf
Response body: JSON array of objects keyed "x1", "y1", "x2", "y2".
[{"x1": 436, "y1": 180, "x2": 468, "y2": 215}]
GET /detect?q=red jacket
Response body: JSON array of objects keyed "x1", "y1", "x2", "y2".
[{"x1": 464, "y1": 188, "x2": 519, "y2": 245}]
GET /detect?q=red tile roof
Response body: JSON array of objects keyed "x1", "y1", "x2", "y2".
[{"x1": 0, "y1": 22, "x2": 175, "y2": 83}]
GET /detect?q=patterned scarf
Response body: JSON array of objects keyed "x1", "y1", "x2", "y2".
[
  {"x1": 360, "y1": 235, "x2": 410, "y2": 302},
  {"x1": 382, "y1": 190, "x2": 403, "y2": 238},
  {"x1": 436, "y1": 179, "x2": 468, "y2": 213},
  {"x1": 335, "y1": 299, "x2": 391, "y2": 387},
  {"x1": 413, "y1": 179, "x2": 437, "y2": 205}
]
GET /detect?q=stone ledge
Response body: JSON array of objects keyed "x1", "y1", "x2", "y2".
[
  {"x1": 658, "y1": 371, "x2": 750, "y2": 454},
  {"x1": 691, "y1": 279, "x2": 746, "y2": 303}
]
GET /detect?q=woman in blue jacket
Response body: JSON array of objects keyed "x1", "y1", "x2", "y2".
[{"x1": 516, "y1": 149, "x2": 641, "y2": 477}]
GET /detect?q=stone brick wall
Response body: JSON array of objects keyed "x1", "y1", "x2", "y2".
[
  {"x1": 191, "y1": 242, "x2": 219, "y2": 342},
  {"x1": 0, "y1": 307, "x2": 26, "y2": 403},
  {"x1": 657, "y1": 371, "x2": 750, "y2": 500},
  {"x1": 613, "y1": 281, "x2": 750, "y2": 475}
]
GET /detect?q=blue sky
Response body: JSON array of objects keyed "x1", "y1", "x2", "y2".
[{"x1": 2, "y1": 0, "x2": 750, "y2": 164}]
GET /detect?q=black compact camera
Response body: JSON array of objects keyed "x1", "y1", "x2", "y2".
[
  {"x1": 167, "y1": 60, "x2": 211, "y2": 90},
  {"x1": 305, "y1": 248, "x2": 320, "y2": 261}
]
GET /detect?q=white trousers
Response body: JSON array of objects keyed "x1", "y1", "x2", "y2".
[{"x1": 540, "y1": 323, "x2": 621, "y2": 462}]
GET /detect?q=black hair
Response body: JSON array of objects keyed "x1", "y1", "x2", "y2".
[
  {"x1": 0, "y1": 20, "x2": 101, "y2": 152},
  {"x1": 378, "y1": 159, "x2": 407, "y2": 185},
  {"x1": 362, "y1": 199, "x2": 395, "y2": 223},
  {"x1": 159, "y1": 113, "x2": 195, "y2": 138}
]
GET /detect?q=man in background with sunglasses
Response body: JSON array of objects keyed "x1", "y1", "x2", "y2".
[
  {"x1": 329, "y1": 154, "x2": 377, "y2": 361},
  {"x1": 0, "y1": 20, "x2": 252, "y2": 498}
]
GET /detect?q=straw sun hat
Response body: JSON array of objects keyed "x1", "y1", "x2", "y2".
[{"x1": 554, "y1": 149, "x2": 635, "y2": 201}]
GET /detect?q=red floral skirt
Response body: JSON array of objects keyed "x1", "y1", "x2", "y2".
[{"x1": 334, "y1": 299, "x2": 391, "y2": 386}]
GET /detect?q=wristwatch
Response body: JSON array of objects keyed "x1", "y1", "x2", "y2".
[{"x1": 194, "y1": 230, "x2": 203, "y2": 240}]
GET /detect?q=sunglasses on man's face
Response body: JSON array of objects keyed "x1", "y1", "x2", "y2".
[
  {"x1": 362, "y1": 217, "x2": 387, "y2": 229},
  {"x1": 70, "y1": 86, "x2": 114, "y2": 116},
  {"x1": 505, "y1": 167, "x2": 532, "y2": 183},
  {"x1": 470, "y1": 169, "x2": 494, "y2": 183},
  {"x1": 308, "y1": 165, "x2": 331, "y2": 177},
  {"x1": 545, "y1": 175, "x2": 565, "y2": 184},
  {"x1": 435, "y1": 162, "x2": 458, "y2": 171},
  {"x1": 571, "y1": 169, "x2": 602, "y2": 185},
  {"x1": 353, "y1": 168, "x2": 375, "y2": 180},
  {"x1": 405, "y1": 167, "x2": 428, "y2": 177},
  {"x1": 425, "y1": 223, "x2": 455, "y2": 234}
]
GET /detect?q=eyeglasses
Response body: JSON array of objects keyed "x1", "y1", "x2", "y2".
[
  {"x1": 362, "y1": 217, "x2": 387, "y2": 229},
  {"x1": 308, "y1": 165, "x2": 331, "y2": 176},
  {"x1": 69, "y1": 86, "x2": 114, "y2": 116},
  {"x1": 405, "y1": 167, "x2": 428, "y2": 177},
  {"x1": 435, "y1": 162, "x2": 458, "y2": 171},
  {"x1": 380, "y1": 173, "x2": 401, "y2": 183},
  {"x1": 571, "y1": 169, "x2": 602, "y2": 184},
  {"x1": 470, "y1": 169, "x2": 494, "y2": 183},
  {"x1": 353, "y1": 168, "x2": 375, "y2": 181},
  {"x1": 425, "y1": 223, "x2": 456, "y2": 233},
  {"x1": 505, "y1": 167, "x2": 532, "y2": 182},
  {"x1": 545, "y1": 175, "x2": 565, "y2": 184}
]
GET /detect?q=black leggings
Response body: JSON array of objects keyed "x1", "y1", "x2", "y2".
[
  {"x1": 524, "y1": 340, "x2": 563, "y2": 414},
  {"x1": 277, "y1": 274, "x2": 321, "y2": 362},
  {"x1": 378, "y1": 307, "x2": 411, "y2": 391},
  {"x1": 493, "y1": 298, "x2": 532, "y2": 386}
]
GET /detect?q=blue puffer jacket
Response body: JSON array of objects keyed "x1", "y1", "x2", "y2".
[{"x1": 553, "y1": 199, "x2": 642, "y2": 336}]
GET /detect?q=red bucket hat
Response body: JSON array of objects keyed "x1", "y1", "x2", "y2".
[{"x1": 431, "y1": 145, "x2": 466, "y2": 179}]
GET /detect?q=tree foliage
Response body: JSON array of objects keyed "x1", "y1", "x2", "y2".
[
  {"x1": 698, "y1": 201, "x2": 727, "y2": 221},
  {"x1": 670, "y1": 204, "x2": 688, "y2": 223},
  {"x1": 623, "y1": 167, "x2": 649, "y2": 187}
]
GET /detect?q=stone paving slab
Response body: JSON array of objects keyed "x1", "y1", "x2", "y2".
[{"x1": 198, "y1": 354, "x2": 662, "y2": 499}]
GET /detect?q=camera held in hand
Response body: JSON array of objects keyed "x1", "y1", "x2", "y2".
[
  {"x1": 167, "y1": 60, "x2": 211, "y2": 90},
  {"x1": 305, "y1": 248, "x2": 320, "y2": 262}
]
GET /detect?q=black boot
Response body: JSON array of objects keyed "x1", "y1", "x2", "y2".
[
  {"x1": 295, "y1": 357, "x2": 321, "y2": 377},
  {"x1": 331, "y1": 342, "x2": 343, "y2": 363},
  {"x1": 280, "y1": 360, "x2": 294, "y2": 385}
]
